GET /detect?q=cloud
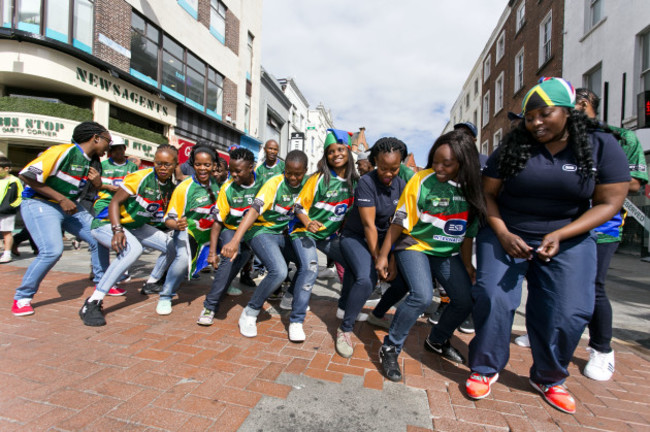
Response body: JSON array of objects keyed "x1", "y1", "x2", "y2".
[{"x1": 262, "y1": 0, "x2": 505, "y2": 166}]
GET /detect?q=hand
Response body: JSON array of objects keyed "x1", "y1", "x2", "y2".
[
  {"x1": 536, "y1": 232, "x2": 561, "y2": 262},
  {"x1": 375, "y1": 255, "x2": 389, "y2": 280},
  {"x1": 496, "y1": 231, "x2": 533, "y2": 259},
  {"x1": 112, "y1": 231, "x2": 127, "y2": 254},
  {"x1": 207, "y1": 252, "x2": 220, "y2": 268},
  {"x1": 306, "y1": 220, "x2": 323, "y2": 233},
  {"x1": 59, "y1": 198, "x2": 77, "y2": 215},
  {"x1": 221, "y1": 240, "x2": 239, "y2": 261},
  {"x1": 176, "y1": 217, "x2": 188, "y2": 231},
  {"x1": 107, "y1": 185, "x2": 120, "y2": 193},
  {"x1": 88, "y1": 167, "x2": 100, "y2": 182},
  {"x1": 386, "y1": 254, "x2": 398, "y2": 282},
  {"x1": 465, "y1": 264, "x2": 476, "y2": 284}
]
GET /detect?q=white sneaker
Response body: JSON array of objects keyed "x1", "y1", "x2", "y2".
[
  {"x1": 238, "y1": 308, "x2": 258, "y2": 338},
  {"x1": 156, "y1": 299, "x2": 172, "y2": 315},
  {"x1": 0, "y1": 253, "x2": 12, "y2": 263},
  {"x1": 584, "y1": 347, "x2": 615, "y2": 381},
  {"x1": 318, "y1": 267, "x2": 337, "y2": 279},
  {"x1": 288, "y1": 322, "x2": 305, "y2": 342},
  {"x1": 279, "y1": 292, "x2": 293, "y2": 310},
  {"x1": 336, "y1": 307, "x2": 368, "y2": 322},
  {"x1": 514, "y1": 334, "x2": 530, "y2": 348}
]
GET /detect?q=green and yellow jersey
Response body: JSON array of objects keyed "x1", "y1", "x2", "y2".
[
  {"x1": 392, "y1": 169, "x2": 477, "y2": 257},
  {"x1": 255, "y1": 159, "x2": 285, "y2": 184},
  {"x1": 216, "y1": 176, "x2": 263, "y2": 231}
]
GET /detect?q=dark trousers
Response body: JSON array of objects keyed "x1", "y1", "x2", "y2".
[
  {"x1": 469, "y1": 227, "x2": 596, "y2": 386},
  {"x1": 587, "y1": 241, "x2": 619, "y2": 353}
]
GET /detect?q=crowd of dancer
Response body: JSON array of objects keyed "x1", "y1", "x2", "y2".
[{"x1": 7, "y1": 78, "x2": 646, "y2": 415}]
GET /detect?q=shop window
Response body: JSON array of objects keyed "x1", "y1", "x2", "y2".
[
  {"x1": 130, "y1": 11, "x2": 159, "y2": 87},
  {"x1": 210, "y1": 0, "x2": 226, "y2": 43}
]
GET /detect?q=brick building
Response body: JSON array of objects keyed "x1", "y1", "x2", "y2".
[
  {"x1": 0, "y1": 0, "x2": 262, "y2": 168},
  {"x1": 480, "y1": 0, "x2": 564, "y2": 155}
]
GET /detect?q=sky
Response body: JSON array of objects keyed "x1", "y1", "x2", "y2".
[{"x1": 261, "y1": 0, "x2": 506, "y2": 166}]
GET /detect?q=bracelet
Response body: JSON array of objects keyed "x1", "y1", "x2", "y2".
[{"x1": 111, "y1": 225, "x2": 124, "y2": 232}]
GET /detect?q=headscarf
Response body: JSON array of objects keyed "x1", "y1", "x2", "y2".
[{"x1": 521, "y1": 77, "x2": 575, "y2": 114}]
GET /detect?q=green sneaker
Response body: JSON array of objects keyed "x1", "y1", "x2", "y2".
[{"x1": 226, "y1": 286, "x2": 243, "y2": 296}]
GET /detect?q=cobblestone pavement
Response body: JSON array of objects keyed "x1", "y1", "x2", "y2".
[{"x1": 0, "y1": 240, "x2": 648, "y2": 431}]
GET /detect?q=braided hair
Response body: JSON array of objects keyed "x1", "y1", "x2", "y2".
[
  {"x1": 229, "y1": 147, "x2": 255, "y2": 165},
  {"x1": 155, "y1": 144, "x2": 178, "y2": 162},
  {"x1": 192, "y1": 146, "x2": 216, "y2": 162},
  {"x1": 368, "y1": 137, "x2": 408, "y2": 166},
  {"x1": 71, "y1": 121, "x2": 107, "y2": 144}
]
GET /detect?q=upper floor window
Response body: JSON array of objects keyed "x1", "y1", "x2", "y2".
[
  {"x1": 514, "y1": 48, "x2": 525, "y2": 93},
  {"x1": 246, "y1": 32, "x2": 254, "y2": 80},
  {"x1": 587, "y1": 0, "x2": 603, "y2": 31},
  {"x1": 493, "y1": 129, "x2": 503, "y2": 150},
  {"x1": 474, "y1": 78, "x2": 479, "y2": 96},
  {"x1": 131, "y1": 12, "x2": 160, "y2": 87},
  {"x1": 516, "y1": 2, "x2": 526, "y2": 32},
  {"x1": 642, "y1": 31, "x2": 650, "y2": 91},
  {"x1": 495, "y1": 72, "x2": 504, "y2": 114},
  {"x1": 482, "y1": 91, "x2": 490, "y2": 126},
  {"x1": 465, "y1": 93, "x2": 470, "y2": 108},
  {"x1": 178, "y1": 0, "x2": 198, "y2": 20},
  {"x1": 483, "y1": 55, "x2": 491, "y2": 82},
  {"x1": 539, "y1": 11, "x2": 552, "y2": 66},
  {"x1": 584, "y1": 64, "x2": 602, "y2": 98},
  {"x1": 496, "y1": 31, "x2": 505, "y2": 63},
  {"x1": 210, "y1": 0, "x2": 226, "y2": 44}
]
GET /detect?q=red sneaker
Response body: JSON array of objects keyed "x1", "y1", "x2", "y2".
[
  {"x1": 529, "y1": 379, "x2": 576, "y2": 414},
  {"x1": 12, "y1": 299, "x2": 34, "y2": 316},
  {"x1": 107, "y1": 286, "x2": 126, "y2": 296},
  {"x1": 465, "y1": 372, "x2": 499, "y2": 399}
]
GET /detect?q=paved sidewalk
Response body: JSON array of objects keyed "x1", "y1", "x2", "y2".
[{"x1": 0, "y1": 242, "x2": 649, "y2": 431}]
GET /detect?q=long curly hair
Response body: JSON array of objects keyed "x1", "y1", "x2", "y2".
[
  {"x1": 497, "y1": 108, "x2": 618, "y2": 180},
  {"x1": 426, "y1": 130, "x2": 486, "y2": 225}
]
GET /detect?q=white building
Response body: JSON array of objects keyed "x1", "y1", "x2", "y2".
[
  {"x1": 306, "y1": 103, "x2": 334, "y2": 174},
  {"x1": 277, "y1": 77, "x2": 309, "y2": 160}
]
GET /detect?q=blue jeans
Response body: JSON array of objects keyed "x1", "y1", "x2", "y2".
[
  {"x1": 15, "y1": 198, "x2": 104, "y2": 300},
  {"x1": 92, "y1": 224, "x2": 177, "y2": 298},
  {"x1": 157, "y1": 230, "x2": 190, "y2": 301},
  {"x1": 247, "y1": 233, "x2": 296, "y2": 311},
  {"x1": 203, "y1": 229, "x2": 251, "y2": 311},
  {"x1": 289, "y1": 235, "x2": 347, "y2": 323},
  {"x1": 468, "y1": 227, "x2": 596, "y2": 386},
  {"x1": 385, "y1": 250, "x2": 473, "y2": 352}
]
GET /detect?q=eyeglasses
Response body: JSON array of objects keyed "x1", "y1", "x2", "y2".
[
  {"x1": 96, "y1": 135, "x2": 113, "y2": 146},
  {"x1": 154, "y1": 161, "x2": 175, "y2": 168}
]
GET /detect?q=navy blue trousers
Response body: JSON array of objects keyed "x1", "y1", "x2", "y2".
[{"x1": 469, "y1": 227, "x2": 596, "y2": 386}]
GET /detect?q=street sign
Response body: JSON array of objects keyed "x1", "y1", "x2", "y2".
[
  {"x1": 623, "y1": 198, "x2": 650, "y2": 232},
  {"x1": 290, "y1": 132, "x2": 304, "y2": 151}
]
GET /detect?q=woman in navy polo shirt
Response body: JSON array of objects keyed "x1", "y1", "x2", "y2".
[{"x1": 465, "y1": 78, "x2": 630, "y2": 414}]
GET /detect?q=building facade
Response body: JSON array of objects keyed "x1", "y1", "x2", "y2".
[
  {"x1": 563, "y1": 0, "x2": 650, "y2": 255},
  {"x1": 258, "y1": 66, "x2": 291, "y2": 161},
  {"x1": 305, "y1": 103, "x2": 334, "y2": 174},
  {"x1": 277, "y1": 77, "x2": 310, "y2": 163},
  {"x1": 0, "y1": 0, "x2": 262, "y2": 169}
]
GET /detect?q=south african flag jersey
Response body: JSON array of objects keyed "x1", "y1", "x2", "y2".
[
  {"x1": 93, "y1": 158, "x2": 139, "y2": 216},
  {"x1": 20, "y1": 143, "x2": 91, "y2": 201},
  {"x1": 392, "y1": 169, "x2": 477, "y2": 257},
  {"x1": 165, "y1": 176, "x2": 220, "y2": 277},
  {"x1": 92, "y1": 168, "x2": 174, "y2": 229},
  {"x1": 290, "y1": 172, "x2": 354, "y2": 241},
  {"x1": 245, "y1": 174, "x2": 303, "y2": 242},
  {"x1": 255, "y1": 159, "x2": 285, "y2": 184},
  {"x1": 216, "y1": 176, "x2": 263, "y2": 230}
]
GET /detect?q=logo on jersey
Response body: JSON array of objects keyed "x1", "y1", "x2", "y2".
[
  {"x1": 443, "y1": 219, "x2": 467, "y2": 236},
  {"x1": 146, "y1": 203, "x2": 161, "y2": 213},
  {"x1": 334, "y1": 203, "x2": 348, "y2": 216},
  {"x1": 431, "y1": 197, "x2": 450, "y2": 207},
  {"x1": 562, "y1": 164, "x2": 577, "y2": 172},
  {"x1": 112, "y1": 179, "x2": 124, "y2": 186},
  {"x1": 209, "y1": 206, "x2": 218, "y2": 217}
]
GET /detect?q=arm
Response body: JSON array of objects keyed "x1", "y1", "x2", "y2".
[
  {"x1": 296, "y1": 211, "x2": 323, "y2": 233},
  {"x1": 375, "y1": 223, "x2": 403, "y2": 280},
  {"x1": 19, "y1": 174, "x2": 77, "y2": 215},
  {"x1": 207, "y1": 220, "x2": 223, "y2": 267},
  {"x1": 537, "y1": 182, "x2": 629, "y2": 260},
  {"x1": 221, "y1": 207, "x2": 260, "y2": 261},
  {"x1": 628, "y1": 178, "x2": 642, "y2": 193},
  {"x1": 460, "y1": 237, "x2": 475, "y2": 284},
  {"x1": 483, "y1": 176, "x2": 533, "y2": 259},
  {"x1": 107, "y1": 188, "x2": 132, "y2": 253},
  {"x1": 164, "y1": 216, "x2": 188, "y2": 231},
  {"x1": 359, "y1": 206, "x2": 379, "y2": 259},
  {"x1": 88, "y1": 167, "x2": 102, "y2": 189}
]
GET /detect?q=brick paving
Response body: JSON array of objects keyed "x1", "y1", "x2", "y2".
[{"x1": 0, "y1": 259, "x2": 649, "y2": 431}]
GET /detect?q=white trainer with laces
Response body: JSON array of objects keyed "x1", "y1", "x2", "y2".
[
  {"x1": 584, "y1": 347, "x2": 615, "y2": 381},
  {"x1": 514, "y1": 334, "x2": 530, "y2": 347},
  {"x1": 238, "y1": 307, "x2": 258, "y2": 338},
  {"x1": 288, "y1": 322, "x2": 306, "y2": 342},
  {"x1": 336, "y1": 307, "x2": 368, "y2": 321}
]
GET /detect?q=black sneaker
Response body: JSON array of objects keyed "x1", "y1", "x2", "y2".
[
  {"x1": 239, "y1": 272, "x2": 257, "y2": 287},
  {"x1": 424, "y1": 338, "x2": 465, "y2": 364},
  {"x1": 427, "y1": 301, "x2": 448, "y2": 325},
  {"x1": 379, "y1": 345, "x2": 402, "y2": 382},
  {"x1": 458, "y1": 315, "x2": 475, "y2": 334},
  {"x1": 141, "y1": 282, "x2": 163, "y2": 295},
  {"x1": 79, "y1": 298, "x2": 106, "y2": 326}
]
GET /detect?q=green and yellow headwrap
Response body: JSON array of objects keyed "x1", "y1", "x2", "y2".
[
  {"x1": 324, "y1": 128, "x2": 352, "y2": 150},
  {"x1": 522, "y1": 77, "x2": 575, "y2": 114}
]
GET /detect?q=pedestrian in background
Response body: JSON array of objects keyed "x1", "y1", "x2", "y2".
[{"x1": 0, "y1": 156, "x2": 23, "y2": 263}]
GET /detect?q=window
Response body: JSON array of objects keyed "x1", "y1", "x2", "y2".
[
  {"x1": 465, "y1": 93, "x2": 470, "y2": 108},
  {"x1": 514, "y1": 48, "x2": 525, "y2": 92},
  {"x1": 584, "y1": 64, "x2": 602, "y2": 97},
  {"x1": 130, "y1": 11, "x2": 160, "y2": 87},
  {"x1": 642, "y1": 31, "x2": 650, "y2": 91},
  {"x1": 207, "y1": 68, "x2": 224, "y2": 120},
  {"x1": 473, "y1": 110, "x2": 478, "y2": 127},
  {"x1": 185, "y1": 52, "x2": 205, "y2": 111},
  {"x1": 474, "y1": 78, "x2": 479, "y2": 96},
  {"x1": 244, "y1": 95, "x2": 251, "y2": 134},
  {"x1": 483, "y1": 55, "x2": 491, "y2": 81},
  {"x1": 178, "y1": 0, "x2": 198, "y2": 19},
  {"x1": 481, "y1": 140, "x2": 489, "y2": 155},
  {"x1": 210, "y1": 0, "x2": 226, "y2": 43},
  {"x1": 2, "y1": 1, "x2": 11, "y2": 27},
  {"x1": 516, "y1": 2, "x2": 525, "y2": 32},
  {"x1": 482, "y1": 91, "x2": 490, "y2": 126},
  {"x1": 73, "y1": 0, "x2": 94, "y2": 53},
  {"x1": 496, "y1": 31, "x2": 505, "y2": 63},
  {"x1": 539, "y1": 11, "x2": 552, "y2": 66},
  {"x1": 161, "y1": 35, "x2": 185, "y2": 100},
  {"x1": 587, "y1": 0, "x2": 603, "y2": 31},
  {"x1": 459, "y1": 104, "x2": 463, "y2": 120},
  {"x1": 46, "y1": 1, "x2": 69, "y2": 42},
  {"x1": 493, "y1": 129, "x2": 503, "y2": 149},
  {"x1": 246, "y1": 32, "x2": 254, "y2": 81},
  {"x1": 17, "y1": 0, "x2": 40, "y2": 33},
  {"x1": 495, "y1": 72, "x2": 504, "y2": 114}
]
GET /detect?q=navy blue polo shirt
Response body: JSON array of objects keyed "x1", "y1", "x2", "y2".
[
  {"x1": 342, "y1": 170, "x2": 406, "y2": 240},
  {"x1": 483, "y1": 130, "x2": 630, "y2": 238}
]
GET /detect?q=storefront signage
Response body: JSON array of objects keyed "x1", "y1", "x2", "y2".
[
  {"x1": 290, "y1": 132, "x2": 304, "y2": 151},
  {"x1": 0, "y1": 113, "x2": 76, "y2": 143},
  {"x1": 76, "y1": 67, "x2": 168, "y2": 117}
]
